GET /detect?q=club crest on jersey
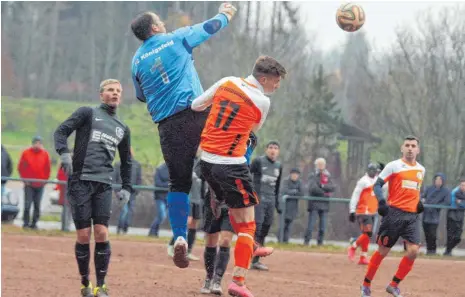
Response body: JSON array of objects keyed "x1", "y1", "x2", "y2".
[
  {"x1": 274, "y1": 169, "x2": 280, "y2": 176},
  {"x1": 116, "y1": 127, "x2": 124, "y2": 139},
  {"x1": 416, "y1": 172, "x2": 423, "y2": 180}
]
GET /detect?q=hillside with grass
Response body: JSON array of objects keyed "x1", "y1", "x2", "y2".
[{"x1": 1, "y1": 97, "x2": 166, "y2": 178}]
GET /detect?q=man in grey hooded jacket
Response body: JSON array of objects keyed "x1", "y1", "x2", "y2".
[{"x1": 420, "y1": 173, "x2": 449, "y2": 255}]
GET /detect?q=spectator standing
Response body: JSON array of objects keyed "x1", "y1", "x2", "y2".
[
  {"x1": 1, "y1": 145, "x2": 13, "y2": 197},
  {"x1": 18, "y1": 136, "x2": 51, "y2": 229},
  {"x1": 149, "y1": 162, "x2": 170, "y2": 237},
  {"x1": 280, "y1": 168, "x2": 303, "y2": 243},
  {"x1": 113, "y1": 148, "x2": 142, "y2": 234},
  {"x1": 420, "y1": 173, "x2": 449, "y2": 255},
  {"x1": 444, "y1": 179, "x2": 465, "y2": 256},
  {"x1": 304, "y1": 157, "x2": 335, "y2": 246}
]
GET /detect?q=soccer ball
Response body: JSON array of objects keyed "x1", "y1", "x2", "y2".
[{"x1": 336, "y1": 3, "x2": 365, "y2": 32}]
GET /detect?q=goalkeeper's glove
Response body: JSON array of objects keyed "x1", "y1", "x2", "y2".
[
  {"x1": 349, "y1": 213, "x2": 356, "y2": 223},
  {"x1": 219, "y1": 3, "x2": 237, "y2": 22},
  {"x1": 60, "y1": 153, "x2": 73, "y2": 176},
  {"x1": 116, "y1": 189, "x2": 131, "y2": 208},
  {"x1": 417, "y1": 200, "x2": 424, "y2": 214},
  {"x1": 377, "y1": 199, "x2": 389, "y2": 216}
]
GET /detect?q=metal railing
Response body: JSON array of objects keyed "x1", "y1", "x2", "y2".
[
  {"x1": 279, "y1": 194, "x2": 458, "y2": 242},
  {"x1": 1, "y1": 176, "x2": 169, "y2": 231},
  {"x1": 3, "y1": 176, "x2": 460, "y2": 240}
]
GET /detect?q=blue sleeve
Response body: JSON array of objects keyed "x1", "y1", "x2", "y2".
[
  {"x1": 132, "y1": 72, "x2": 146, "y2": 103},
  {"x1": 173, "y1": 14, "x2": 229, "y2": 50},
  {"x1": 373, "y1": 177, "x2": 386, "y2": 202},
  {"x1": 450, "y1": 187, "x2": 458, "y2": 207}
]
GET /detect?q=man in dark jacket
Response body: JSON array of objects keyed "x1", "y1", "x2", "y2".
[
  {"x1": 1, "y1": 145, "x2": 13, "y2": 197},
  {"x1": 444, "y1": 179, "x2": 465, "y2": 256},
  {"x1": 149, "y1": 162, "x2": 169, "y2": 237},
  {"x1": 420, "y1": 173, "x2": 449, "y2": 255},
  {"x1": 304, "y1": 157, "x2": 335, "y2": 245},
  {"x1": 280, "y1": 168, "x2": 303, "y2": 243},
  {"x1": 113, "y1": 148, "x2": 142, "y2": 234}
]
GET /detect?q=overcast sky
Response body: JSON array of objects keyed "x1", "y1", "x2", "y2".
[{"x1": 295, "y1": 1, "x2": 463, "y2": 52}]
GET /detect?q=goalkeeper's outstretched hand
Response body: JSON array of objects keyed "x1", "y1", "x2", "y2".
[{"x1": 219, "y1": 3, "x2": 237, "y2": 22}]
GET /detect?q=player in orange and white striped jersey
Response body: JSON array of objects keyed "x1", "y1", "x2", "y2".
[
  {"x1": 192, "y1": 56, "x2": 286, "y2": 297},
  {"x1": 347, "y1": 163, "x2": 379, "y2": 265},
  {"x1": 360, "y1": 136, "x2": 426, "y2": 297}
]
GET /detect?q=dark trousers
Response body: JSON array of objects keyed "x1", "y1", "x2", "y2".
[
  {"x1": 282, "y1": 219, "x2": 294, "y2": 243},
  {"x1": 446, "y1": 218, "x2": 464, "y2": 253},
  {"x1": 23, "y1": 185, "x2": 44, "y2": 228},
  {"x1": 422, "y1": 222, "x2": 438, "y2": 254},
  {"x1": 304, "y1": 209, "x2": 327, "y2": 245}
]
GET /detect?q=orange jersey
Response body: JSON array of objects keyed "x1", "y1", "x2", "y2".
[
  {"x1": 350, "y1": 174, "x2": 378, "y2": 215},
  {"x1": 379, "y1": 159, "x2": 425, "y2": 212},
  {"x1": 191, "y1": 76, "x2": 270, "y2": 164}
]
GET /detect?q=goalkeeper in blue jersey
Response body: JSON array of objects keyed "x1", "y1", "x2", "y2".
[{"x1": 130, "y1": 3, "x2": 237, "y2": 269}]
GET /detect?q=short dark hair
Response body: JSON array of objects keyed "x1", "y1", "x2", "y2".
[
  {"x1": 266, "y1": 140, "x2": 280, "y2": 148},
  {"x1": 404, "y1": 135, "x2": 420, "y2": 144},
  {"x1": 460, "y1": 177, "x2": 465, "y2": 183},
  {"x1": 252, "y1": 56, "x2": 287, "y2": 80},
  {"x1": 131, "y1": 12, "x2": 156, "y2": 41}
]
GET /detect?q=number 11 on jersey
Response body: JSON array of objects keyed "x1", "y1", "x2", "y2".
[{"x1": 151, "y1": 57, "x2": 170, "y2": 84}]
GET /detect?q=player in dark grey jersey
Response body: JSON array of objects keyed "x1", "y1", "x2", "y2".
[{"x1": 54, "y1": 79, "x2": 132, "y2": 297}]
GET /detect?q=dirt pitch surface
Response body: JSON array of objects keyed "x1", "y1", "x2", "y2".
[{"x1": 2, "y1": 233, "x2": 464, "y2": 297}]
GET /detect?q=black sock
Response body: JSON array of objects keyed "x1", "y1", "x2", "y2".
[
  {"x1": 215, "y1": 246, "x2": 230, "y2": 279},
  {"x1": 252, "y1": 255, "x2": 259, "y2": 264},
  {"x1": 187, "y1": 228, "x2": 197, "y2": 253},
  {"x1": 204, "y1": 247, "x2": 217, "y2": 279},
  {"x1": 75, "y1": 243, "x2": 90, "y2": 287},
  {"x1": 169, "y1": 236, "x2": 175, "y2": 246},
  {"x1": 94, "y1": 241, "x2": 111, "y2": 287}
]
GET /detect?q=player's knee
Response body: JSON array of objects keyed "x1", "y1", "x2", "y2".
[
  {"x1": 93, "y1": 220, "x2": 109, "y2": 242},
  {"x1": 76, "y1": 227, "x2": 91, "y2": 244},
  {"x1": 220, "y1": 234, "x2": 233, "y2": 247},
  {"x1": 405, "y1": 243, "x2": 420, "y2": 259}
]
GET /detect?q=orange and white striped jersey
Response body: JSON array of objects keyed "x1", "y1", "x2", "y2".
[
  {"x1": 379, "y1": 159, "x2": 425, "y2": 213},
  {"x1": 191, "y1": 75, "x2": 270, "y2": 165},
  {"x1": 350, "y1": 174, "x2": 378, "y2": 215}
]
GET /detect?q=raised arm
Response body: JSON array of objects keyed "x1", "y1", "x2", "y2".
[{"x1": 173, "y1": 4, "x2": 236, "y2": 49}]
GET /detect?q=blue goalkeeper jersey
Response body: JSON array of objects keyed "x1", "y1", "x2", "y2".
[{"x1": 131, "y1": 14, "x2": 229, "y2": 123}]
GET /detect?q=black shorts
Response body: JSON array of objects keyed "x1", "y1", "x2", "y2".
[
  {"x1": 190, "y1": 202, "x2": 202, "y2": 220},
  {"x1": 377, "y1": 207, "x2": 420, "y2": 248},
  {"x1": 357, "y1": 214, "x2": 375, "y2": 234},
  {"x1": 199, "y1": 160, "x2": 259, "y2": 209},
  {"x1": 203, "y1": 190, "x2": 234, "y2": 234},
  {"x1": 67, "y1": 177, "x2": 112, "y2": 230},
  {"x1": 158, "y1": 108, "x2": 209, "y2": 194}
]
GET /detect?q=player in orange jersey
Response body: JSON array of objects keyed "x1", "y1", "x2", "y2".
[
  {"x1": 191, "y1": 56, "x2": 286, "y2": 297},
  {"x1": 360, "y1": 136, "x2": 426, "y2": 297},
  {"x1": 348, "y1": 163, "x2": 379, "y2": 265}
]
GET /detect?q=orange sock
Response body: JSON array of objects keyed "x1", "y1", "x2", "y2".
[
  {"x1": 232, "y1": 221, "x2": 255, "y2": 285},
  {"x1": 355, "y1": 233, "x2": 369, "y2": 249},
  {"x1": 361, "y1": 235, "x2": 370, "y2": 253},
  {"x1": 390, "y1": 256, "x2": 415, "y2": 287},
  {"x1": 363, "y1": 251, "x2": 384, "y2": 287}
]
